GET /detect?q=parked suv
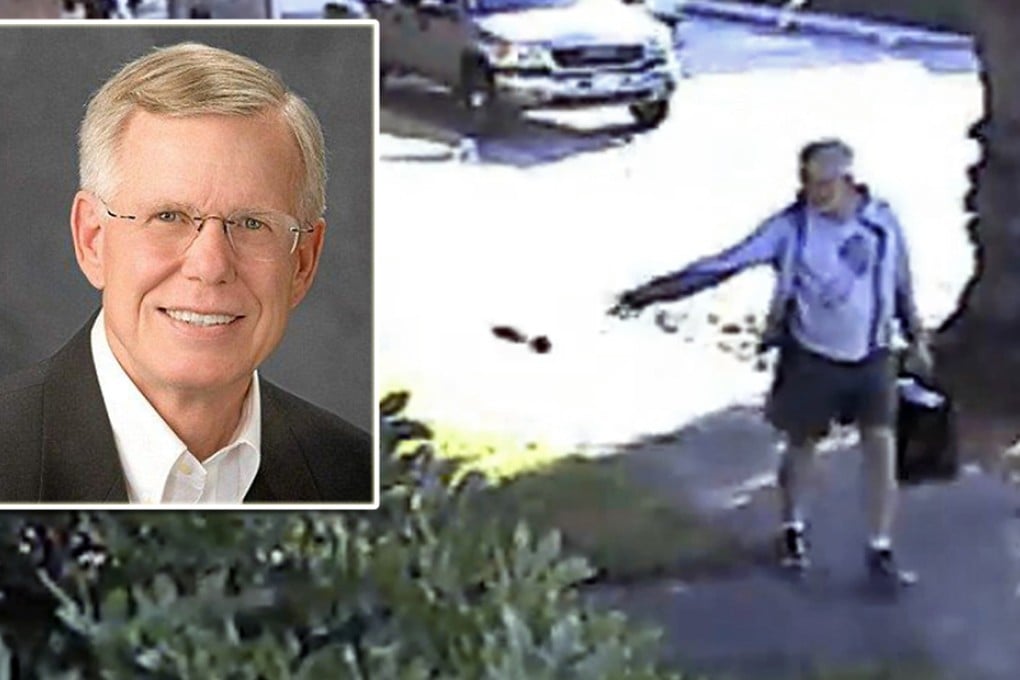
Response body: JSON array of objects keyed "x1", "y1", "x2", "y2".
[{"x1": 370, "y1": 0, "x2": 682, "y2": 129}]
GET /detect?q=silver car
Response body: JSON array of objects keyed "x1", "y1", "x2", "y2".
[{"x1": 372, "y1": 0, "x2": 682, "y2": 128}]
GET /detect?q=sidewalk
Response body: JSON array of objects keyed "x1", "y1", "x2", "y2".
[
  {"x1": 681, "y1": 0, "x2": 973, "y2": 50},
  {"x1": 597, "y1": 406, "x2": 1020, "y2": 679}
]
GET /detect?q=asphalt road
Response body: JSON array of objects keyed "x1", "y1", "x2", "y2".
[{"x1": 594, "y1": 407, "x2": 1020, "y2": 679}]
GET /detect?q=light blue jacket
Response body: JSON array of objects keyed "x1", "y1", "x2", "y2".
[{"x1": 636, "y1": 190, "x2": 922, "y2": 360}]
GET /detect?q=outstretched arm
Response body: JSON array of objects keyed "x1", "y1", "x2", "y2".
[{"x1": 612, "y1": 217, "x2": 787, "y2": 315}]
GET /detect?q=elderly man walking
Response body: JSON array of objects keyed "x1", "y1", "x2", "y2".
[{"x1": 611, "y1": 139, "x2": 930, "y2": 587}]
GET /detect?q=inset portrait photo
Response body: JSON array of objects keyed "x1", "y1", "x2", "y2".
[{"x1": 0, "y1": 22, "x2": 377, "y2": 508}]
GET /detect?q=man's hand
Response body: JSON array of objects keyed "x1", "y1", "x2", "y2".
[
  {"x1": 607, "y1": 289, "x2": 649, "y2": 319},
  {"x1": 903, "y1": 334, "x2": 934, "y2": 380}
]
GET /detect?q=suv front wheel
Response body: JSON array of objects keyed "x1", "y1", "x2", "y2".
[
  {"x1": 629, "y1": 99, "x2": 670, "y2": 129},
  {"x1": 459, "y1": 59, "x2": 505, "y2": 135}
]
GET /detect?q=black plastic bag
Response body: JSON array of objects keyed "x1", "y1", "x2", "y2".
[{"x1": 896, "y1": 375, "x2": 959, "y2": 485}]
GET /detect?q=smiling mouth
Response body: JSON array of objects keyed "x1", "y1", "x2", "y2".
[{"x1": 160, "y1": 308, "x2": 243, "y2": 327}]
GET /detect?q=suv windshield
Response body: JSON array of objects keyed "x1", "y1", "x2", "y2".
[{"x1": 470, "y1": 0, "x2": 577, "y2": 14}]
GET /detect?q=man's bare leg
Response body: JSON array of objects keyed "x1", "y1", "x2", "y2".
[
  {"x1": 779, "y1": 433, "x2": 821, "y2": 527},
  {"x1": 860, "y1": 424, "x2": 897, "y2": 546},
  {"x1": 860, "y1": 423, "x2": 916, "y2": 585},
  {"x1": 777, "y1": 433, "x2": 820, "y2": 568}
]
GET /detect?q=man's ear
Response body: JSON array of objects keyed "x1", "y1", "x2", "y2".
[
  {"x1": 289, "y1": 217, "x2": 326, "y2": 308},
  {"x1": 71, "y1": 191, "x2": 106, "y2": 290}
]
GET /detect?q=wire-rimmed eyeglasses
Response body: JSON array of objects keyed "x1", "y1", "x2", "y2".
[{"x1": 98, "y1": 196, "x2": 316, "y2": 263}]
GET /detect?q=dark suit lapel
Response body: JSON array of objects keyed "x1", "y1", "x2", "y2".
[
  {"x1": 37, "y1": 317, "x2": 318, "y2": 504},
  {"x1": 246, "y1": 378, "x2": 321, "y2": 503},
  {"x1": 40, "y1": 313, "x2": 129, "y2": 503}
]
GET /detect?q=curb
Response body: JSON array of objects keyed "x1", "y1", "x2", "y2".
[{"x1": 679, "y1": 0, "x2": 973, "y2": 50}]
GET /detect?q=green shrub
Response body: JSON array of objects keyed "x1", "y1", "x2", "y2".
[{"x1": 0, "y1": 392, "x2": 683, "y2": 679}]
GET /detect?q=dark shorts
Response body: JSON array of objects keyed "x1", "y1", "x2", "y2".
[{"x1": 765, "y1": 341, "x2": 897, "y2": 441}]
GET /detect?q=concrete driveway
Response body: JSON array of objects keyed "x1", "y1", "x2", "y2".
[{"x1": 377, "y1": 9, "x2": 979, "y2": 451}]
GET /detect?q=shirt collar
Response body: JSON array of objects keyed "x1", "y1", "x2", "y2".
[{"x1": 90, "y1": 309, "x2": 261, "y2": 504}]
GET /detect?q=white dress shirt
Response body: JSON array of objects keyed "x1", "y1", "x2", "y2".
[{"x1": 90, "y1": 310, "x2": 261, "y2": 504}]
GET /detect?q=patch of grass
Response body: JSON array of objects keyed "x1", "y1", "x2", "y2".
[
  {"x1": 429, "y1": 422, "x2": 561, "y2": 478},
  {"x1": 420, "y1": 420, "x2": 748, "y2": 582},
  {"x1": 489, "y1": 455, "x2": 747, "y2": 582},
  {"x1": 686, "y1": 659, "x2": 946, "y2": 680},
  {"x1": 797, "y1": 660, "x2": 946, "y2": 680}
]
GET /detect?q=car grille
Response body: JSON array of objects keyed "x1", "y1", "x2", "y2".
[{"x1": 551, "y1": 44, "x2": 645, "y2": 69}]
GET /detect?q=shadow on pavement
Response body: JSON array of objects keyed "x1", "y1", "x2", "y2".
[
  {"x1": 380, "y1": 78, "x2": 650, "y2": 168},
  {"x1": 578, "y1": 401, "x2": 1020, "y2": 680}
]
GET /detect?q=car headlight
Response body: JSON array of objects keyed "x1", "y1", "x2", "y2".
[
  {"x1": 645, "y1": 36, "x2": 670, "y2": 61},
  {"x1": 480, "y1": 40, "x2": 550, "y2": 69}
]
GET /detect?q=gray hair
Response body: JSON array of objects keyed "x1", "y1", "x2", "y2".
[
  {"x1": 798, "y1": 138, "x2": 854, "y2": 180},
  {"x1": 78, "y1": 42, "x2": 326, "y2": 222}
]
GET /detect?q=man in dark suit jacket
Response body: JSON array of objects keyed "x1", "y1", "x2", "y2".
[
  {"x1": 0, "y1": 314, "x2": 372, "y2": 503},
  {"x1": 0, "y1": 43, "x2": 373, "y2": 505}
]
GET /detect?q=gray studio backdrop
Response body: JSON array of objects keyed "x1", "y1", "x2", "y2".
[{"x1": 0, "y1": 24, "x2": 374, "y2": 432}]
